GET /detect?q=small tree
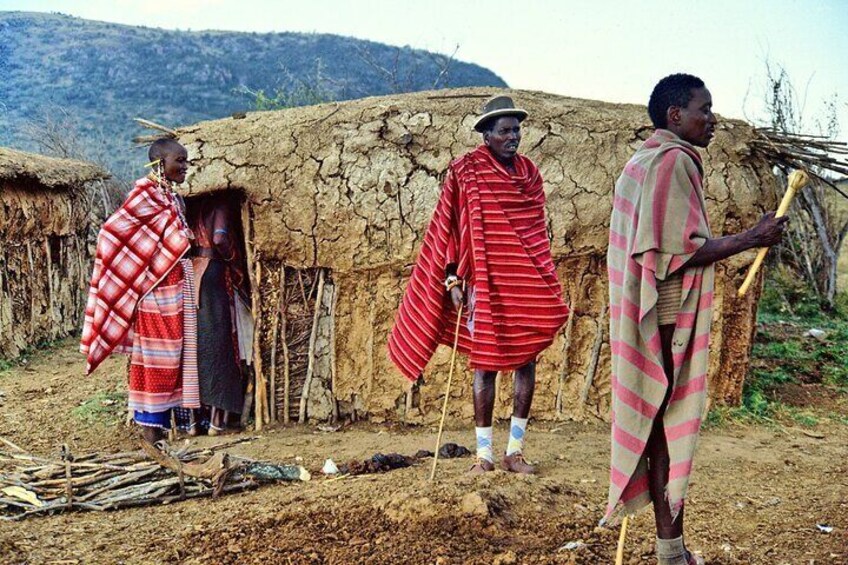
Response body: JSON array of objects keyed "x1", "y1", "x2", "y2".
[
  {"x1": 754, "y1": 62, "x2": 848, "y2": 308},
  {"x1": 352, "y1": 43, "x2": 460, "y2": 94},
  {"x1": 19, "y1": 104, "x2": 128, "y2": 218},
  {"x1": 236, "y1": 60, "x2": 337, "y2": 111},
  {"x1": 237, "y1": 45, "x2": 461, "y2": 112}
]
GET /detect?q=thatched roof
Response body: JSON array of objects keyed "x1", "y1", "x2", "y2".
[{"x1": 0, "y1": 147, "x2": 108, "y2": 189}]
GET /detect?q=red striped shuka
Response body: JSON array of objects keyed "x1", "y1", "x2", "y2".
[
  {"x1": 604, "y1": 129, "x2": 715, "y2": 525},
  {"x1": 387, "y1": 145, "x2": 569, "y2": 381}
]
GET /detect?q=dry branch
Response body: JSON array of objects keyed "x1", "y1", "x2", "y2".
[
  {"x1": 133, "y1": 118, "x2": 177, "y2": 136},
  {"x1": 579, "y1": 308, "x2": 608, "y2": 409},
  {"x1": 753, "y1": 127, "x2": 848, "y2": 198},
  {"x1": 281, "y1": 266, "x2": 291, "y2": 424},
  {"x1": 0, "y1": 438, "x2": 306, "y2": 520},
  {"x1": 299, "y1": 269, "x2": 326, "y2": 423}
]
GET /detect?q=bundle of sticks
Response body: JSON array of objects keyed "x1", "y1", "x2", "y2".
[
  {"x1": 0, "y1": 437, "x2": 309, "y2": 520},
  {"x1": 752, "y1": 127, "x2": 848, "y2": 198}
]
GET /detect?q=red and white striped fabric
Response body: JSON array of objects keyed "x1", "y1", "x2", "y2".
[
  {"x1": 604, "y1": 129, "x2": 715, "y2": 524},
  {"x1": 180, "y1": 259, "x2": 200, "y2": 409},
  {"x1": 127, "y1": 262, "x2": 185, "y2": 413},
  {"x1": 80, "y1": 177, "x2": 191, "y2": 375},
  {"x1": 388, "y1": 145, "x2": 569, "y2": 381}
]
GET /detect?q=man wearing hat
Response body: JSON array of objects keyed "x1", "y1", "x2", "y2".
[{"x1": 388, "y1": 95, "x2": 570, "y2": 474}]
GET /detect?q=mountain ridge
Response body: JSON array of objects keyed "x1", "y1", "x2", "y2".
[{"x1": 0, "y1": 11, "x2": 506, "y2": 180}]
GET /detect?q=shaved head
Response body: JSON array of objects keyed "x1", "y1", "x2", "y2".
[
  {"x1": 148, "y1": 138, "x2": 189, "y2": 184},
  {"x1": 148, "y1": 138, "x2": 185, "y2": 163}
]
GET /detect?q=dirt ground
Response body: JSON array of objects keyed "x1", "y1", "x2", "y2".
[{"x1": 0, "y1": 339, "x2": 846, "y2": 564}]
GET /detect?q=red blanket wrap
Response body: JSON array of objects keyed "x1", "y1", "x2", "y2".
[
  {"x1": 80, "y1": 177, "x2": 191, "y2": 375},
  {"x1": 388, "y1": 146, "x2": 569, "y2": 381}
]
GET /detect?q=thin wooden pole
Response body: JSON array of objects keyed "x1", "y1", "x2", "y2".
[
  {"x1": 738, "y1": 169, "x2": 809, "y2": 297},
  {"x1": 241, "y1": 202, "x2": 267, "y2": 430},
  {"x1": 44, "y1": 239, "x2": 55, "y2": 339},
  {"x1": 253, "y1": 261, "x2": 267, "y2": 427},
  {"x1": 281, "y1": 268, "x2": 291, "y2": 424},
  {"x1": 579, "y1": 307, "x2": 608, "y2": 409},
  {"x1": 555, "y1": 295, "x2": 576, "y2": 415},
  {"x1": 0, "y1": 248, "x2": 5, "y2": 342},
  {"x1": 299, "y1": 269, "x2": 325, "y2": 424},
  {"x1": 26, "y1": 241, "x2": 35, "y2": 338},
  {"x1": 429, "y1": 302, "x2": 464, "y2": 481},
  {"x1": 268, "y1": 265, "x2": 284, "y2": 424},
  {"x1": 74, "y1": 233, "x2": 86, "y2": 322},
  {"x1": 328, "y1": 279, "x2": 339, "y2": 423},
  {"x1": 615, "y1": 516, "x2": 630, "y2": 565}
]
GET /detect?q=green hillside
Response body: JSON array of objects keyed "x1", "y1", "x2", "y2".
[{"x1": 0, "y1": 11, "x2": 506, "y2": 181}]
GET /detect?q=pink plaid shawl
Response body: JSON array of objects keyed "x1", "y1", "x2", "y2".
[{"x1": 81, "y1": 177, "x2": 191, "y2": 375}]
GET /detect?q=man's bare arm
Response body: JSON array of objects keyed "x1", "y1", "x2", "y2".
[{"x1": 682, "y1": 212, "x2": 787, "y2": 269}]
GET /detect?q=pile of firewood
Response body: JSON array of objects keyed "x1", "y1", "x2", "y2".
[
  {"x1": 753, "y1": 127, "x2": 848, "y2": 196},
  {"x1": 0, "y1": 437, "x2": 309, "y2": 520}
]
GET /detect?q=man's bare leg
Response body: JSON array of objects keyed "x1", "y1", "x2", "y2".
[
  {"x1": 473, "y1": 369, "x2": 498, "y2": 426},
  {"x1": 187, "y1": 409, "x2": 199, "y2": 436},
  {"x1": 649, "y1": 325, "x2": 681, "y2": 536},
  {"x1": 512, "y1": 361, "x2": 535, "y2": 419},
  {"x1": 140, "y1": 426, "x2": 163, "y2": 445},
  {"x1": 503, "y1": 361, "x2": 536, "y2": 473},
  {"x1": 649, "y1": 324, "x2": 698, "y2": 564},
  {"x1": 470, "y1": 369, "x2": 498, "y2": 473}
]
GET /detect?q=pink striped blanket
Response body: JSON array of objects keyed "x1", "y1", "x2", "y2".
[{"x1": 604, "y1": 129, "x2": 715, "y2": 523}]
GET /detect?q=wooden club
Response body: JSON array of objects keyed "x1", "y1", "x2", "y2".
[{"x1": 737, "y1": 169, "x2": 809, "y2": 297}]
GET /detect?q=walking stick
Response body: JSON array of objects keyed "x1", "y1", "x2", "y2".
[
  {"x1": 615, "y1": 515, "x2": 630, "y2": 565},
  {"x1": 737, "y1": 169, "x2": 809, "y2": 297},
  {"x1": 429, "y1": 295, "x2": 465, "y2": 481}
]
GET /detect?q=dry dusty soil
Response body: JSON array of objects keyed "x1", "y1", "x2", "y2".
[{"x1": 0, "y1": 339, "x2": 846, "y2": 564}]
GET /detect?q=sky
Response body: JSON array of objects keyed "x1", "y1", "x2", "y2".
[{"x1": 2, "y1": 0, "x2": 847, "y2": 137}]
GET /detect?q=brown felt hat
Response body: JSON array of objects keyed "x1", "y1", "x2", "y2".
[{"x1": 473, "y1": 95, "x2": 528, "y2": 132}]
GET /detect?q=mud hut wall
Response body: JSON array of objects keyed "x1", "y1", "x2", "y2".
[
  {"x1": 0, "y1": 180, "x2": 91, "y2": 359},
  {"x1": 179, "y1": 89, "x2": 780, "y2": 423}
]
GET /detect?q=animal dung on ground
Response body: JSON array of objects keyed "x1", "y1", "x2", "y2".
[
  {"x1": 337, "y1": 453, "x2": 416, "y2": 475},
  {"x1": 437, "y1": 442, "x2": 472, "y2": 459}
]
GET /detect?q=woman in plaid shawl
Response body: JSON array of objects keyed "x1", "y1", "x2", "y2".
[{"x1": 81, "y1": 139, "x2": 196, "y2": 444}]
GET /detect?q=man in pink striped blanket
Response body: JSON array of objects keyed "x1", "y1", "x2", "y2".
[{"x1": 605, "y1": 73, "x2": 787, "y2": 564}]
